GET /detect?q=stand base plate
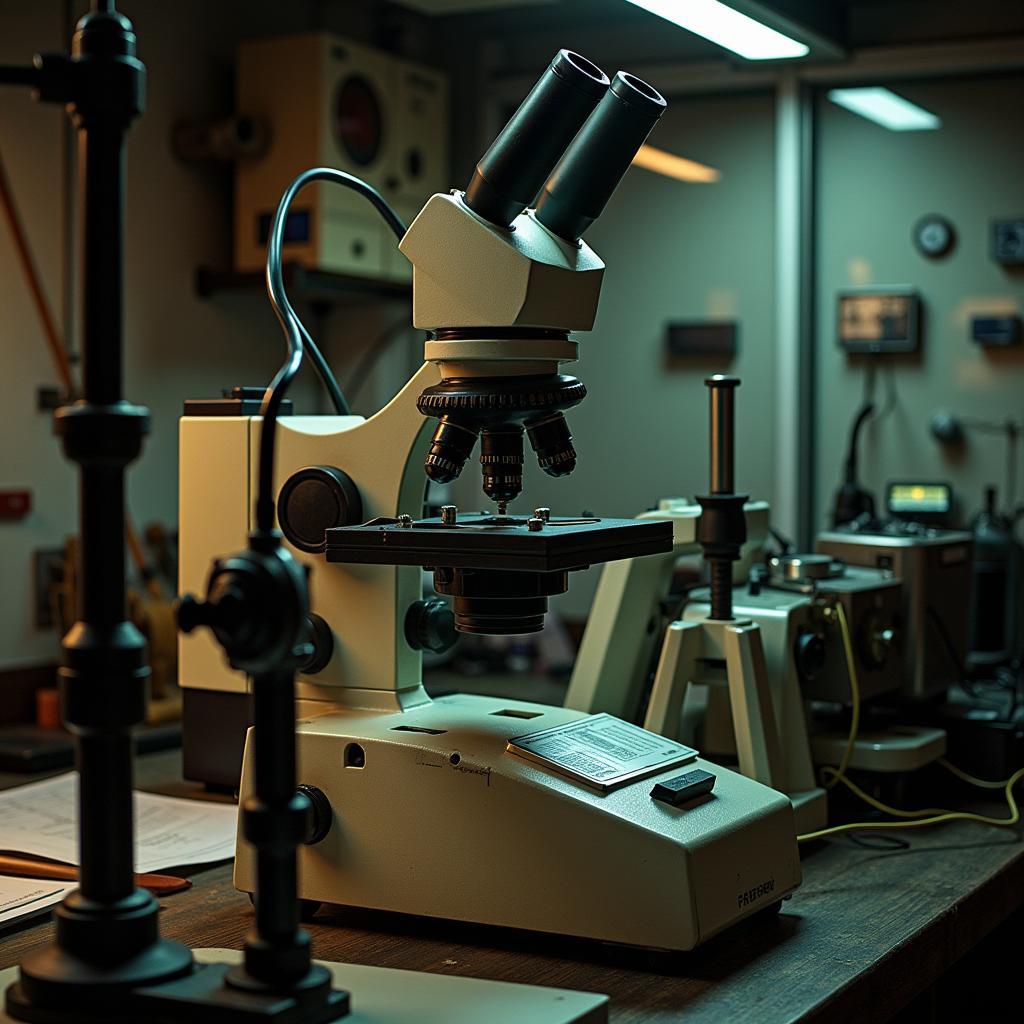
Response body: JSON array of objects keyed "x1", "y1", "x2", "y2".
[
  {"x1": 811, "y1": 725, "x2": 947, "y2": 773},
  {"x1": 1, "y1": 949, "x2": 607, "y2": 1024}
]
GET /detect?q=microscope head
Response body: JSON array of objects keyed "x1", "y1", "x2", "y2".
[{"x1": 399, "y1": 51, "x2": 666, "y2": 508}]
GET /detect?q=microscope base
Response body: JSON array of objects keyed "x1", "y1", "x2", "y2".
[
  {"x1": 235, "y1": 694, "x2": 801, "y2": 951},
  {"x1": 0, "y1": 951, "x2": 607, "y2": 1024}
]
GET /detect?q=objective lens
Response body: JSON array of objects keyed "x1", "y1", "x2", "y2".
[
  {"x1": 480, "y1": 428, "x2": 524, "y2": 503},
  {"x1": 527, "y1": 412, "x2": 577, "y2": 478},
  {"x1": 424, "y1": 417, "x2": 479, "y2": 484}
]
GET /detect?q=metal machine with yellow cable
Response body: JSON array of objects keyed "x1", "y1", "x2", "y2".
[
  {"x1": 569, "y1": 375, "x2": 951, "y2": 836},
  {"x1": 796, "y1": 599, "x2": 1023, "y2": 845},
  {"x1": 617, "y1": 375, "x2": 830, "y2": 834}
]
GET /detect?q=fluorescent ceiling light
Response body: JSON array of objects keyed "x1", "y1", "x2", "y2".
[
  {"x1": 624, "y1": 0, "x2": 809, "y2": 60},
  {"x1": 828, "y1": 88, "x2": 940, "y2": 131},
  {"x1": 632, "y1": 145, "x2": 721, "y2": 183}
]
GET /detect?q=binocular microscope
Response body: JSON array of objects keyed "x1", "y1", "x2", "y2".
[{"x1": 179, "y1": 50, "x2": 801, "y2": 951}]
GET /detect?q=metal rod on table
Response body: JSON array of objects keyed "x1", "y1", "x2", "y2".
[
  {"x1": 6, "y1": 10, "x2": 193, "y2": 1019},
  {"x1": 244, "y1": 667, "x2": 312, "y2": 986},
  {"x1": 69, "y1": 78, "x2": 137, "y2": 909},
  {"x1": 702, "y1": 375, "x2": 742, "y2": 622},
  {"x1": 708, "y1": 375, "x2": 736, "y2": 496}
]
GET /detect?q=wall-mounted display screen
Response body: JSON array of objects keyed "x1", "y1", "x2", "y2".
[
  {"x1": 666, "y1": 321, "x2": 737, "y2": 358},
  {"x1": 887, "y1": 481, "x2": 952, "y2": 523},
  {"x1": 837, "y1": 288, "x2": 920, "y2": 354}
]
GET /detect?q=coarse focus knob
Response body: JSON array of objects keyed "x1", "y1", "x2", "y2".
[
  {"x1": 405, "y1": 598, "x2": 458, "y2": 654},
  {"x1": 277, "y1": 466, "x2": 363, "y2": 554}
]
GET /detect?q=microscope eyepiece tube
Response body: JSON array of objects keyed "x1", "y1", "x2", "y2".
[
  {"x1": 535, "y1": 70, "x2": 666, "y2": 242},
  {"x1": 464, "y1": 49, "x2": 609, "y2": 228}
]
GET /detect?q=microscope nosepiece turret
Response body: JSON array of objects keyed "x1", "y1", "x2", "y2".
[
  {"x1": 400, "y1": 52, "x2": 665, "y2": 508},
  {"x1": 417, "y1": 372, "x2": 587, "y2": 503}
]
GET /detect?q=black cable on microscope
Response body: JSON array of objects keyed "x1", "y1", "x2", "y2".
[{"x1": 258, "y1": 167, "x2": 408, "y2": 532}]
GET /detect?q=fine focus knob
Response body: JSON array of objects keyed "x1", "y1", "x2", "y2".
[
  {"x1": 298, "y1": 613, "x2": 334, "y2": 675},
  {"x1": 405, "y1": 598, "x2": 458, "y2": 654},
  {"x1": 297, "y1": 784, "x2": 332, "y2": 845},
  {"x1": 277, "y1": 466, "x2": 363, "y2": 554}
]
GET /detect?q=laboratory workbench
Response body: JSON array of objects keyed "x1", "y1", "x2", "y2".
[{"x1": 1, "y1": 748, "x2": 1021, "y2": 1023}]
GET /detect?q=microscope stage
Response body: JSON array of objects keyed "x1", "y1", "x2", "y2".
[{"x1": 325, "y1": 514, "x2": 672, "y2": 571}]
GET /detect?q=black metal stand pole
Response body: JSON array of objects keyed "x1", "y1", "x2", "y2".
[
  {"x1": 240, "y1": 666, "x2": 314, "y2": 987},
  {"x1": 4, "y1": 8, "x2": 346, "y2": 1018},
  {"x1": 176, "y1": 535, "x2": 349, "y2": 1018},
  {"x1": 697, "y1": 375, "x2": 748, "y2": 622},
  {"x1": 4, "y1": 7, "x2": 194, "y2": 1019}
]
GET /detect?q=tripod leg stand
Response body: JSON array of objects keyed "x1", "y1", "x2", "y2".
[
  {"x1": 720, "y1": 622, "x2": 785, "y2": 790},
  {"x1": 644, "y1": 620, "x2": 702, "y2": 738},
  {"x1": 644, "y1": 617, "x2": 785, "y2": 793}
]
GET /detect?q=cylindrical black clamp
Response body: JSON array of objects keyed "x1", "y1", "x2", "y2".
[{"x1": 698, "y1": 375, "x2": 745, "y2": 621}]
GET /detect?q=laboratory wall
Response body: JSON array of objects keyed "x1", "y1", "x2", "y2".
[
  {"x1": 813, "y1": 74, "x2": 1024, "y2": 532},
  {"x1": 0, "y1": 0, "x2": 427, "y2": 670},
  {"x1": 7, "y1": 3, "x2": 1018, "y2": 671}
]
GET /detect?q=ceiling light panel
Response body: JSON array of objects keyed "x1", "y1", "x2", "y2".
[
  {"x1": 828, "y1": 88, "x2": 941, "y2": 131},
  {"x1": 624, "y1": 0, "x2": 810, "y2": 60}
]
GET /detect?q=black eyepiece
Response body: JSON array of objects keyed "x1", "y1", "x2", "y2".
[
  {"x1": 464, "y1": 49, "x2": 609, "y2": 228},
  {"x1": 535, "y1": 70, "x2": 666, "y2": 242}
]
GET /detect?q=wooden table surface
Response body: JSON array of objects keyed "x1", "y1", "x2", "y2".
[{"x1": 1, "y1": 749, "x2": 1021, "y2": 1023}]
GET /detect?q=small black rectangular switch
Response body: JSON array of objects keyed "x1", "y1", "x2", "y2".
[{"x1": 651, "y1": 768, "x2": 716, "y2": 806}]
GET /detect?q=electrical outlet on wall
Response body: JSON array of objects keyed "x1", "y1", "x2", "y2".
[{"x1": 33, "y1": 548, "x2": 66, "y2": 630}]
